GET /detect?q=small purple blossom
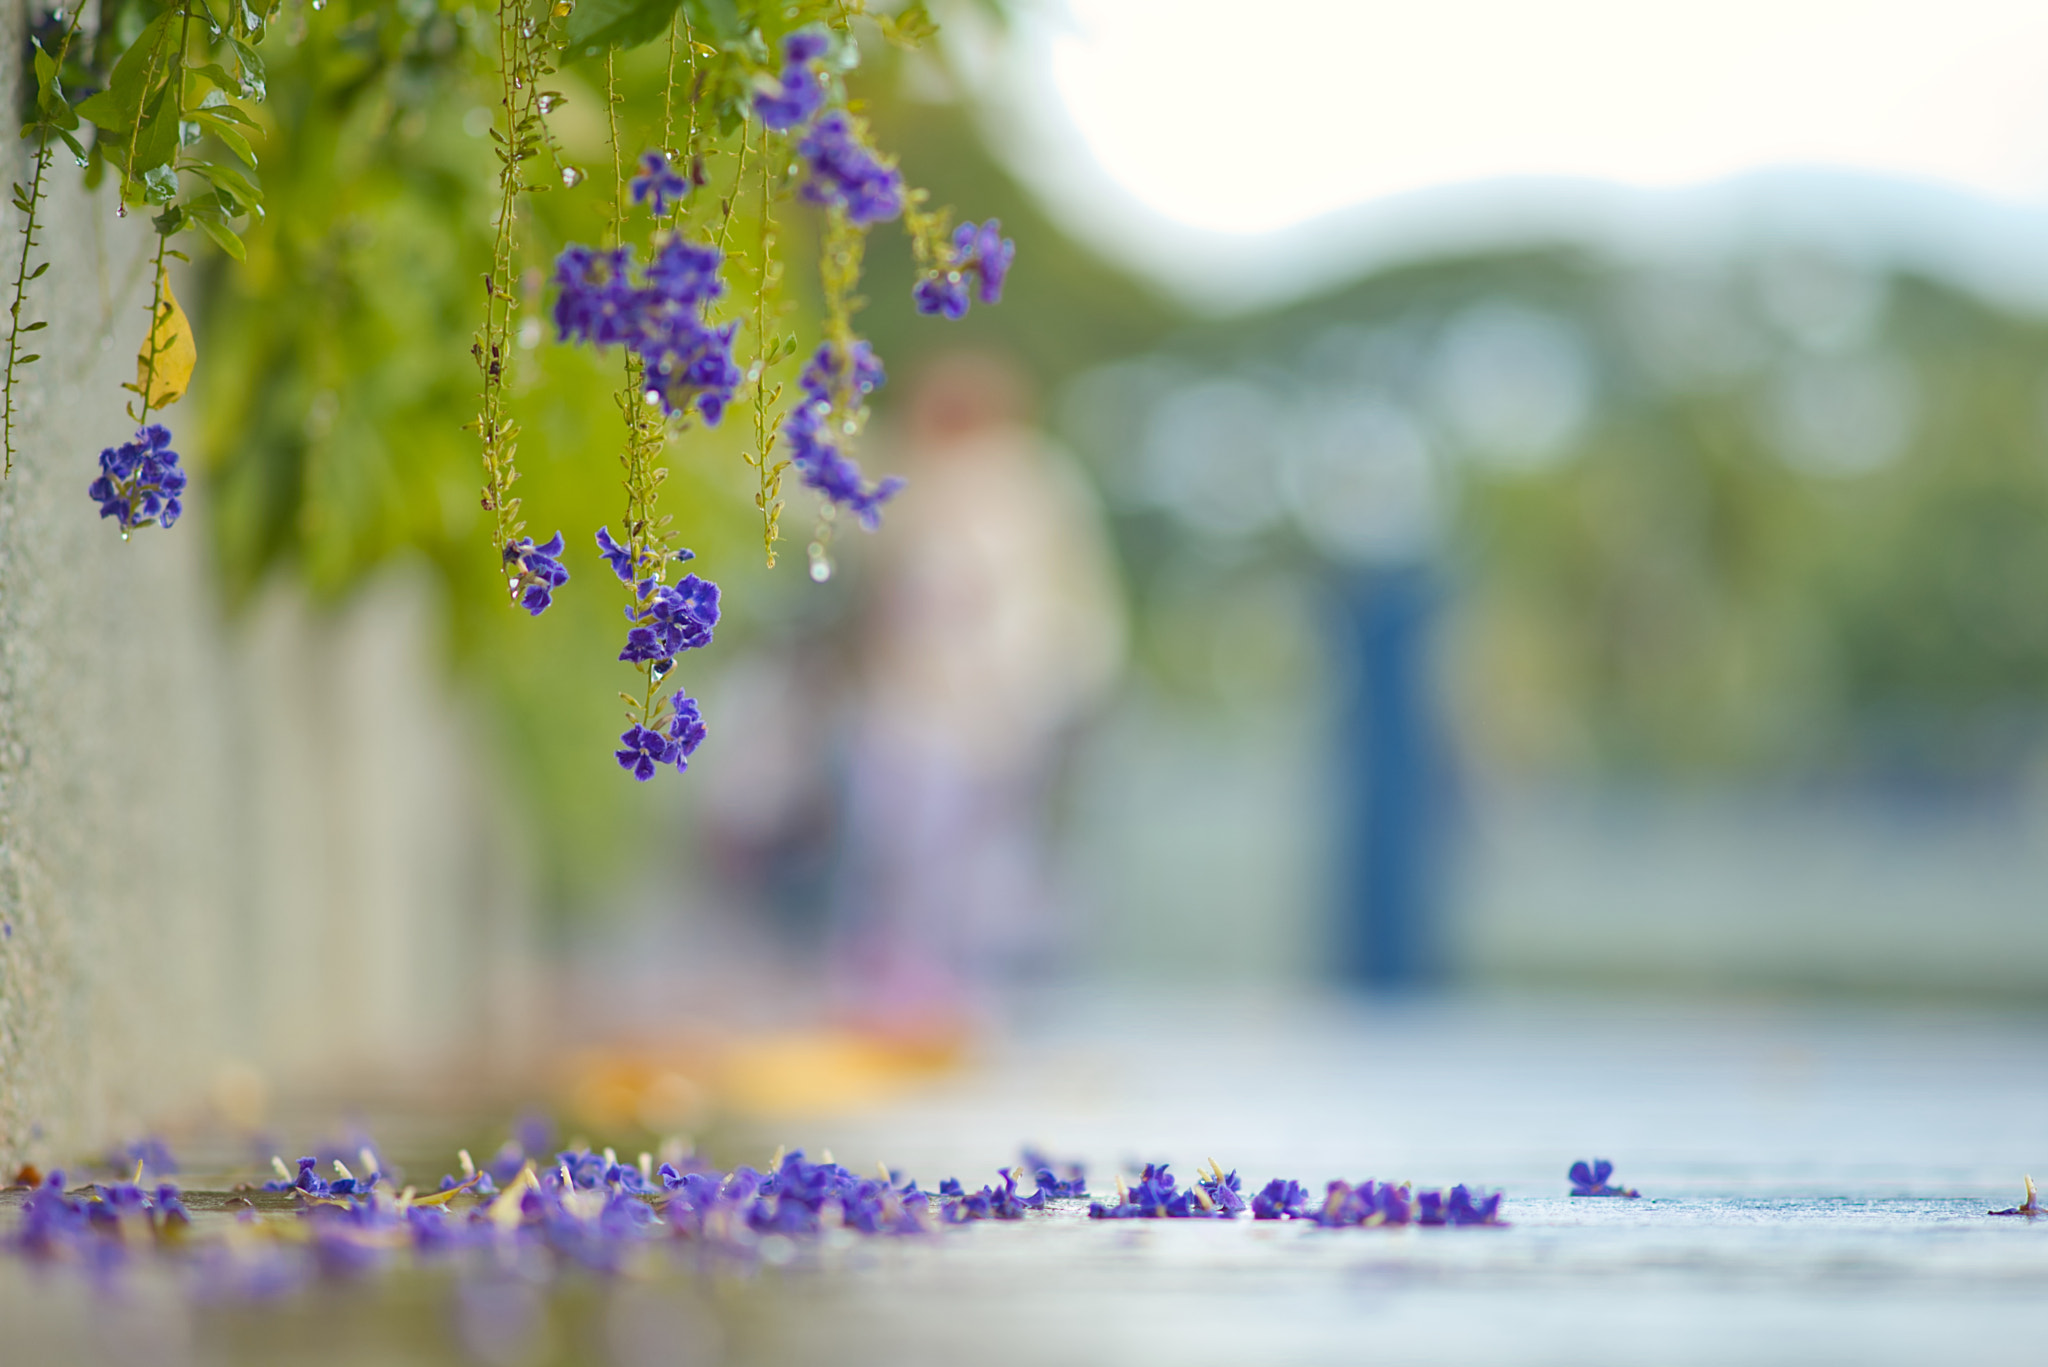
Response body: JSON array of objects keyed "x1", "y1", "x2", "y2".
[
  {"x1": 630, "y1": 150, "x2": 689, "y2": 217},
  {"x1": 88, "y1": 424, "x2": 186, "y2": 532},
  {"x1": 552, "y1": 245, "x2": 641, "y2": 347},
  {"x1": 796, "y1": 112, "x2": 903, "y2": 225},
  {"x1": 1568, "y1": 1159, "x2": 1639, "y2": 1198},
  {"x1": 914, "y1": 219, "x2": 1016, "y2": 319},
  {"x1": 754, "y1": 31, "x2": 829, "y2": 130},
  {"x1": 787, "y1": 342, "x2": 903, "y2": 528},
  {"x1": 619, "y1": 572, "x2": 720, "y2": 663},
  {"x1": 106, "y1": 1137, "x2": 179, "y2": 1176},
  {"x1": 1252, "y1": 1178, "x2": 1309, "y2": 1220},
  {"x1": 667, "y1": 695, "x2": 707, "y2": 771},
  {"x1": 504, "y1": 532, "x2": 570, "y2": 616},
  {"x1": 615, "y1": 725, "x2": 673, "y2": 782},
  {"x1": 595, "y1": 526, "x2": 635, "y2": 583}
]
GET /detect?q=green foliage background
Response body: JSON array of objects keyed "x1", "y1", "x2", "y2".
[{"x1": 173, "y1": 0, "x2": 1177, "y2": 910}]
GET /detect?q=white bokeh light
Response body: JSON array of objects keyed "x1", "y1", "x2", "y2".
[
  {"x1": 973, "y1": 0, "x2": 2048, "y2": 308},
  {"x1": 1045, "y1": 0, "x2": 2048, "y2": 235}
]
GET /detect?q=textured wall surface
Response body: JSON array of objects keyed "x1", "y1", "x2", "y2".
[{"x1": 0, "y1": 11, "x2": 532, "y2": 1168}]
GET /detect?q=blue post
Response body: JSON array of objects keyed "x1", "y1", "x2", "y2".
[{"x1": 1333, "y1": 564, "x2": 1448, "y2": 988}]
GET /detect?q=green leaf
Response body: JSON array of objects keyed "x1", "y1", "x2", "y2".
[
  {"x1": 193, "y1": 112, "x2": 258, "y2": 167},
  {"x1": 680, "y1": 0, "x2": 743, "y2": 41},
  {"x1": 130, "y1": 86, "x2": 181, "y2": 177},
  {"x1": 184, "y1": 158, "x2": 263, "y2": 215},
  {"x1": 190, "y1": 212, "x2": 246, "y2": 260},
  {"x1": 85, "y1": 11, "x2": 178, "y2": 134},
  {"x1": 228, "y1": 37, "x2": 267, "y2": 101},
  {"x1": 564, "y1": 0, "x2": 682, "y2": 52},
  {"x1": 32, "y1": 41, "x2": 79, "y2": 129},
  {"x1": 73, "y1": 91, "x2": 133, "y2": 136},
  {"x1": 139, "y1": 163, "x2": 180, "y2": 204},
  {"x1": 877, "y1": 0, "x2": 939, "y2": 50}
]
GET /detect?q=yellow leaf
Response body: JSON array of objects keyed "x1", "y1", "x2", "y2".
[{"x1": 135, "y1": 267, "x2": 196, "y2": 409}]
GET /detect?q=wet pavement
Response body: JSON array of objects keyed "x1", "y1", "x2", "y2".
[{"x1": 6, "y1": 990, "x2": 2048, "y2": 1366}]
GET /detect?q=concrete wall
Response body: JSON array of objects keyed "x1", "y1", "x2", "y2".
[{"x1": 0, "y1": 18, "x2": 531, "y2": 1167}]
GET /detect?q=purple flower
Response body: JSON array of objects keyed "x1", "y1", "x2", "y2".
[
  {"x1": 1568, "y1": 1159, "x2": 1639, "y2": 1198},
  {"x1": 796, "y1": 113, "x2": 903, "y2": 225},
  {"x1": 967, "y1": 222, "x2": 1015, "y2": 304},
  {"x1": 552, "y1": 245, "x2": 641, "y2": 346},
  {"x1": 644, "y1": 236, "x2": 725, "y2": 308},
  {"x1": 1252, "y1": 1178, "x2": 1309, "y2": 1220},
  {"x1": 1446, "y1": 1184, "x2": 1505, "y2": 1226},
  {"x1": 784, "y1": 29, "x2": 830, "y2": 64},
  {"x1": 554, "y1": 235, "x2": 740, "y2": 425},
  {"x1": 631, "y1": 150, "x2": 689, "y2": 217},
  {"x1": 504, "y1": 532, "x2": 570, "y2": 616},
  {"x1": 667, "y1": 695, "x2": 707, "y2": 771},
  {"x1": 89, "y1": 424, "x2": 186, "y2": 532},
  {"x1": 912, "y1": 272, "x2": 970, "y2": 320},
  {"x1": 754, "y1": 30, "x2": 829, "y2": 130},
  {"x1": 1196, "y1": 1164, "x2": 1246, "y2": 1214},
  {"x1": 595, "y1": 526, "x2": 635, "y2": 583},
  {"x1": 913, "y1": 220, "x2": 1016, "y2": 320},
  {"x1": 786, "y1": 343, "x2": 903, "y2": 528},
  {"x1": 619, "y1": 572, "x2": 720, "y2": 663},
  {"x1": 616, "y1": 725, "x2": 674, "y2": 782},
  {"x1": 107, "y1": 1137, "x2": 179, "y2": 1175}
]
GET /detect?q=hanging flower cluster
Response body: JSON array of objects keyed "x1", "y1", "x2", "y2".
[
  {"x1": 503, "y1": 532, "x2": 571, "y2": 617},
  {"x1": 88, "y1": 425, "x2": 187, "y2": 534},
  {"x1": 10, "y1": 0, "x2": 1020, "y2": 795},
  {"x1": 796, "y1": 112, "x2": 906, "y2": 226},
  {"x1": 914, "y1": 220, "x2": 1017, "y2": 320},
  {"x1": 753, "y1": 30, "x2": 829, "y2": 132},
  {"x1": 787, "y1": 342, "x2": 904, "y2": 528},
  {"x1": 551, "y1": 233, "x2": 742, "y2": 426}
]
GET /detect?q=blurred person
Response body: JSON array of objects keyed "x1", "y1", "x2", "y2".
[{"x1": 829, "y1": 350, "x2": 1126, "y2": 1034}]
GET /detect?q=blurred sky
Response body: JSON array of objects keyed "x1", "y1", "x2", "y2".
[{"x1": 970, "y1": 0, "x2": 2048, "y2": 310}]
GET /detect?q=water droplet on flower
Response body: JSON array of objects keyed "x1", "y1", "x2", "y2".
[
  {"x1": 560, "y1": 165, "x2": 584, "y2": 188},
  {"x1": 807, "y1": 543, "x2": 832, "y2": 583},
  {"x1": 310, "y1": 0, "x2": 323, "y2": 10},
  {"x1": 537, "y1": 94, "x2": 561, "y2": 113},
  {"x1": 520, "y1": 19, "x2": 535, "y2": 37},
  {"x1": 650, "y1": 658, "x2": 671, "y2": 681},
  {"x1": 643, "y1": 389, "x2": 662, "y2": 406}
]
